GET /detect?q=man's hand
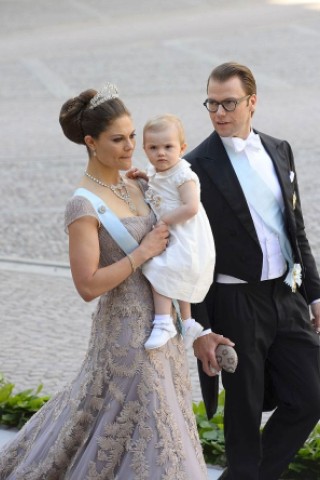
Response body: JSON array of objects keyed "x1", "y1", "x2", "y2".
[
  {"x1": 193, "y1": 332, "x2": 235, "y2": 377},
  {"x1": 310, "y1": 302, "x2": 320, "y2": 333}
]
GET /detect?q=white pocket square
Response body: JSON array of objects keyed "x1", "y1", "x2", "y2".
[{"x1": 289, "y1": 171, "x2": 295, "y2": 182}]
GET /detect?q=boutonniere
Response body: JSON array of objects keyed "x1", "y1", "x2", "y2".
[
  {"x1": 284, "y1": 263, "x2": 302, "y2": 292},
  {"x1": 292, "y1": 191, "x2": 297, "y2": 210}
]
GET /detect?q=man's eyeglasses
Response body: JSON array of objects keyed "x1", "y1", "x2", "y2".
[{"x1": 203, "y1": 94, "x2": 252, "y2": 113}]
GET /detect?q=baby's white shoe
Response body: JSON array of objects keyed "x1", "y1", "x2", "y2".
[{"x1": 144, "y1": 320, "x2": 177, "y2": 350}]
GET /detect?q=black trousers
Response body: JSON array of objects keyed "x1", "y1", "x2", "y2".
[{"x1": 213, "y1": 278, "x2": 320, "y2": 480}]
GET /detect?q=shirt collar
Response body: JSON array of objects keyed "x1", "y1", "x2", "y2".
[{"x1": 220, "y1": 130, "x2": 262, "y2": 153}]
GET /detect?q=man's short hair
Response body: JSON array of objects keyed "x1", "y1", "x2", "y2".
[{"x1": 207, "y1": 62, "x2": 257, "y2": 96}]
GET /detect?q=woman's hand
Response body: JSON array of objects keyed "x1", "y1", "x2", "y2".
[{"x1": 138, "y1": 221, "x2": 169, "y2": 260}]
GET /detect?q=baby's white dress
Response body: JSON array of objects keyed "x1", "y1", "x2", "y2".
[{"x1": 143, "y1": 159, "x2": 215, "y2": 303}]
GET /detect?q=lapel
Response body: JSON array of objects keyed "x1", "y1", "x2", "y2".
[
  {"x1": 199, "y1": 132, "x2": 259, "y2": 245},
  {"x1": 257, "y1": 131, "x2": 296, "y2": 229}
]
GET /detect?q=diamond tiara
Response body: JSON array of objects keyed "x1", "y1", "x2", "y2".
[{"x1": 88, "y1": 83, "x2": 119, "y2": 110}]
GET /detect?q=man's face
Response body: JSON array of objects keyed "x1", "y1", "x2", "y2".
[{"x1": 206, "y1": 76, "x2": 257, "y2": 139}]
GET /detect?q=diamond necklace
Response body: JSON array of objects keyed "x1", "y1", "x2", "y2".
[{"x1": 84, "y1": 171, "x2": 137, "y2": 214}]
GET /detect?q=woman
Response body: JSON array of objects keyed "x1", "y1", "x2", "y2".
[{"x1": 0, "y1": 84, "x2": 208, "y2": 479}]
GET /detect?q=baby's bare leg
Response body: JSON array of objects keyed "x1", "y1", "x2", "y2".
[
  {"x1": 178, "y1": 300, "x2": 191, "y2": 320},
  {"x1": 153, "y1": 288, "x2": 173, "y2": 315}
]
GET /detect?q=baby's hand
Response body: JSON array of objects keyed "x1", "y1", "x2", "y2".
[
  {"x1": 126, "y1": 167, "x2": 149, "y2": 182},
  {"x1": 156, "y1": 219, "x2": 167, "y2": 227}
]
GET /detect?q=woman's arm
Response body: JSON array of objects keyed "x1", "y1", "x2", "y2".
[
  {"x1": 161, "y1": 180, "x2": 199, "y2": 226},
  {"x1": 68, "y1": 216, "x2": 168, "y2": 302}
]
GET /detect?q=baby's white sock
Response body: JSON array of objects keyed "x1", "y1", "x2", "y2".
[{"x1": 153, "y1": 314, "x2": 172, "y2": 325}]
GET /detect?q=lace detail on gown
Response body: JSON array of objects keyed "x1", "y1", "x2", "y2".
[{"x1": 0, "y1": 196, "x2": 207, "y2": 480}]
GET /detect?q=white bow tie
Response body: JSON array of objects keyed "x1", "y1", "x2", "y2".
[{"x1": 232, "y1": 135, "x2": 261, "y2": 153}]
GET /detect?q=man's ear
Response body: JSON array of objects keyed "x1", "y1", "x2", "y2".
[{"x1": 249, "y1": 94, "x2": 257, "y2": 116}]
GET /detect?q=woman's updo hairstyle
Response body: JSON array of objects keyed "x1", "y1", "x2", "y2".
[{"x1": 59, "y1": 85, "x2": 130, "y2": 146}]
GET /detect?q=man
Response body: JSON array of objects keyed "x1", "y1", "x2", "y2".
[{"x1": 185, "y1": 62, "x2": 320, "y2": 480}]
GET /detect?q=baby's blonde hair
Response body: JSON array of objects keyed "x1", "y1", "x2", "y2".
[{"x1": 143, "y1": 114, "x2": 186, "y2": 146}]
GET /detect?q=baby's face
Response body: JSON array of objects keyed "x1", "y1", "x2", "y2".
[{"x1": 143, "y1": 125, "x2": 185, "y2": 172}]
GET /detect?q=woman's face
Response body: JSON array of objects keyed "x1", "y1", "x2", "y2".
[{"x1": 89, "y1": 115, "x2": 136, "y2": 171}]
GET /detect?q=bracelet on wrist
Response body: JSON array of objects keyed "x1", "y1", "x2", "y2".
[{"x1": 127, "y1": 253, "x2": 137, "y2": 273}]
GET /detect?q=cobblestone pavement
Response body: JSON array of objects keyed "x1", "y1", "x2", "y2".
[{"x1": 0, "y1": 0, "x2": 320, "y2": 403}]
